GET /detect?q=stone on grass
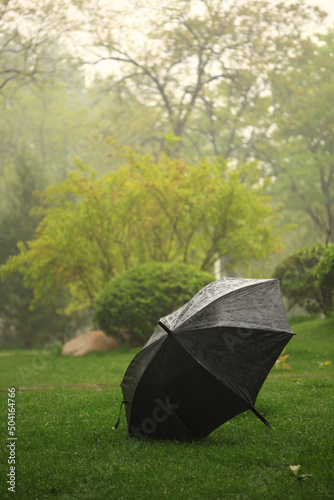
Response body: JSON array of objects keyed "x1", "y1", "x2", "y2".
[{"x1": 61, "y1": 330, "x2": 118, "y2": 356}]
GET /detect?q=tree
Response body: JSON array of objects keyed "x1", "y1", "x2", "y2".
[
  {"x1": 316, "y1": 244, "x2": 334, "y2": 291},
  {"x1": 275, "y1": 244, "x2": 333, "y2": 316},
  {"x1": 0, "y1": 73, "x2": 92, "y2": 181},
  {"x1": 0, "y1": 60, "x2": 156, "y2": 187},
  {"x1": 0, "y1": 0, "x2": 79, "y2": 92},
  {"x1": 1, "y1": 149, "x2": 282, "y2": 315},
  {"x1": 85, "y1": 77, "x2": 172, "y2": 163},
  {"x1": 76, "y1": 0, "x2": 325, "y2": 159},
  {"x1": 255, "y1": 28, "x2": 334, "y2": 245},
  {"x1": 0, "y1": 152, "x2": 68, "y2": 346},
  {"x1": 94, "y1": 262, "x2": 214, "y2": 345}
]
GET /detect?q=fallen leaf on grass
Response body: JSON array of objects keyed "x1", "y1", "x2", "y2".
[
  {"x1": 317, "y1": 360, "x2": 332, "y2": 369},
  {"x1": 275, "y1": 352, "x2": 291, "y2": 370},
  {"x1": 289, "y1": 465, "x2": 313, "y2": 481},
  {"x1": 289, "y1": 465, "x2": 301, "y2": 475},
  {"x1": 298, "y1": 474, "x2": 313, "y2": 481}
]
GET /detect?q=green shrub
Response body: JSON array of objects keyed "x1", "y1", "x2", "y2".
[
  {"x1": 275, "y1": 243, "x2": 333, "y2": 316},
  {"x1": 94, "y1": 262, "x2": 214, "y2": 346},
  {"x1": 315, "y1": 244, "x2": 334, "y2": 290}
]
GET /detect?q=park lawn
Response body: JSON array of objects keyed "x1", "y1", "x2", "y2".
[{"x1": 0, "y1": 317, "x2": 333, "y2": 499}]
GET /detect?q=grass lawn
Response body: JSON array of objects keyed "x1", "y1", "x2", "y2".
[{"x1": 0, "y1": 317, "x2": 333, "y2": 499}]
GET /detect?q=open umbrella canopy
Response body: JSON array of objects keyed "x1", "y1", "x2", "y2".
[{"x1": 119, "y1": 277, "x2": 295, "y2": 440}]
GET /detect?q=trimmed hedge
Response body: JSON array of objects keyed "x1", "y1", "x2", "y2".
[
  {"x1": 275, "y1": 243, "x2": 333, "y2": 316},
  {"x1": 94, "y1": 262, "x2": 214, "y2": 346},
  {"x1": 316, "y1": 244, "x2": 334, "y2": 291}
]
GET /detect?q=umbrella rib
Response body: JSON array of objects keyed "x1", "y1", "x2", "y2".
[
  {"x1": 174, "y1": 280, "x2": 280, "y2": 332},
  {"x1": 160, "y1": 320, "x2": 277, "y2": 431},
  {"x1": 250, "y1": 406, "x2": 275, "y2": 430},
  {"x1": 158, "y1": 321, "x2": 173, "y2": 335},
  {"x1": 161, "y1": 388, "x2": 195, "y2": 440},
  {"x1": 172, "y1": 331, "x2": 276, "y2": 430},
  {"x1": 166, "y1": 329, "x2": 259, "y2": 419},
  {"x1": 176, "y1": 325, "x2": 295, "y2": 335}
]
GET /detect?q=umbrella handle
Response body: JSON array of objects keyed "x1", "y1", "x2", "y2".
[
  {"x1": 250, "y1": 406, "x2": 275, "y2": 430},
  {"x1": 113, "y1": 400, "x2": 128, "y2": 430}
]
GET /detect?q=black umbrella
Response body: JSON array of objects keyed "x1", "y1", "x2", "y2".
[{"x1": 118, "y1": 277, "x2": 294, "y2": 440}]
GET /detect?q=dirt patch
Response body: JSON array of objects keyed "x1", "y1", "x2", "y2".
[{"x1": 269, "y1": 372, "x2": 331, "y2": 379}]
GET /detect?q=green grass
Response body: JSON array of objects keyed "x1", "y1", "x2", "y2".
[{"x1": 0, "y1": 317, "x2": 333, "y2": 499}]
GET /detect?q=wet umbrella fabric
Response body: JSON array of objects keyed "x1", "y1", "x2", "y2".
[{"x1": 119, "y1": 277, "x2": 294, "y2": 440}]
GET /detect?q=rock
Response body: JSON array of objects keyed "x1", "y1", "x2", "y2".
[{"x1": 61, "y1": 330, "x2": 118, "y2": 356}]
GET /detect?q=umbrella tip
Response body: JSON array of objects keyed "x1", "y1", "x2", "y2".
[
  {"x1": 158, "y1": 321, "x2": 173, "y2": 335},
  {"x1": 250, "y1": 406, "x2": 275, "y2": 430}
]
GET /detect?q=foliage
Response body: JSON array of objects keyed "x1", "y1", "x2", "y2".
[
  {"x1": 315, "y1": 244, "x2": 334, "y2": 290},
  {"x1": 94, "y1": 262, "x2": 214, "y2": 345},
  {"x1": 77, "y1": 0, "x2": 325, "y2": 159},
  {"x1": 0, "y1": 66, "x2": 97, "y2": 183},
  {"x1": 0, "y1": 153, "x2": 68, "y2": 347},
  {"x1": 0, "y1": 0, "x2": 327, "y2": 162},
  {"x1": 1, "y1": 0, "x2": 333, "y2": 346},
  {"x1": 317, "y1": 360, "x2": 332, "y2": 370},
  {"x1": 275, "y1": 244, "x2": 333, "y2": 316},
  {"x1": 0, "y1": 0, "x2": 77, "y2": 92},
  {"x1": 257, "y1": 29, "x2": 334, "y2": 244},
  {"x1": 1, "y1": 151, "x2": 281, "y2": 315}
]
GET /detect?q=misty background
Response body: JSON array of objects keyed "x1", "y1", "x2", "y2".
[{"x1": 0, "y1": 0, "x2": 333, "y2": 347}]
